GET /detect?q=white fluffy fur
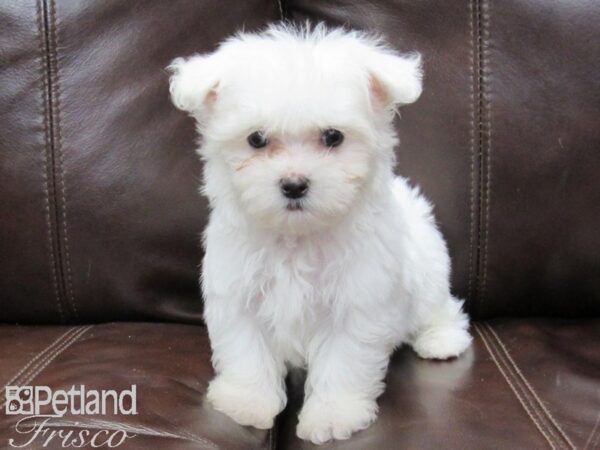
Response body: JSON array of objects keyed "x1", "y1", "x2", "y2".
[{"x1": 169, "y1": 24, "x2": 471, "y2": 444}]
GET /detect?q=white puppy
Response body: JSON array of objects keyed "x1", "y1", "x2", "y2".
[{"x1": 169, "y1": 24, "x2": 471, "y2": 444}]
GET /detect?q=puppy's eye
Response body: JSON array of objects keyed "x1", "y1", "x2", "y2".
[
  {"x1": 321, "y1": 128, "x2": 344, "y2": 148},
  {"x1": 247, "y1": 131, "x2": 269, "y2": 149}
]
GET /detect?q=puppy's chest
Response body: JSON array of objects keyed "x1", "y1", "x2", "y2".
[{"x1": 252, "y1": 240, "x2": 336, "y2": 328}]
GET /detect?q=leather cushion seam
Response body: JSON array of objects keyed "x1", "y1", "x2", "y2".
[
  {"x1": 48, "y1": 0, "x2": 78, "y2": 320},
  {"x1": 0, "y1": 326, "x2": 218, "y2": 449},
  {"x1": 476, "y1": 0, "x2": 492, "y2": 315},
  {"x1": 10, "y1": 326, "x2": 91, "y2": 387},
  {"x1": 482, "y1": 324, "x2": 566, "y2": 448},
  {"x1": 0, "y1": 326, "x2": 91, "y2": 409},
  {"x1": 584, "y1": 412, "x2": 600, "y2": 450},
  {"x1": 486, "y1": 324, "x2": 576, "y2": 449},
  {"x1": 475, "y1": 323, "x2": 560, "y2": 449},
  {"x1": 11, "y1": 326, "x2": 91, "y2": 388},
  {"x1": 0, "y1": 327, "x2": 78, "y2": 405},
  {"x1": 37, "y1": 0, "x2": 64, "y2": 322},
  {"x1": 479, "y1": 0, "x2": 492, "y2": 314},
  {"x1": 467, "y1": 0, "x2": 479, "y2": 308}
]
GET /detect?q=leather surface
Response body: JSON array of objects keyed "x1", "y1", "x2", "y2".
[
  {"x1": 287, "y1": 0, "x2": 600, "y2": 318},
  {"x1": 1, "y1": 0, "x2": 599, "y2": 323},
  {"x1": 0, "y1": 320, "x2": 596, "y2": 449},
  {"x1": 0, "y1": 0, "x2": 63, "y2": 323},
  {"x1": 1, "y1": 2, "x2": 598, "y2": 448},
  {"x1": 0, "y1": 0, "x2": 281, "y2": 324},
  {"x1": 472, "y1": 0, "x2": 600, "y2": 318},
  {"x1": 278, "y1": 319, "x2": 600, "y2": 449},
  {"x1": 0, "y1": 323, "x2": 273, "y2": 449},
  {"x1": 287, "y1": 0, "x2": 477, "y2": 318}
]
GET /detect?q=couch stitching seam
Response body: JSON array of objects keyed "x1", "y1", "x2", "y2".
[
  {"x1": 475, "y1": 324, "x2": 557, "y2": 449},
  {"x1": 0, "y1": 328, "x2": 80, "y2": 410},
  {"x1": 16, "y1": 326, "x2": 92, "y2": 389},
  {"x1": 37, "y1": 0, "x2": 64, "y2": 323},
  {"x1": 483, "y1": 324, "x2": 565, "y2": 448},
  {"x1": 486, "y1": 324, "x2": 576, "y2": 449},
  {"x1": 1, "y1": 328, "x2": 79, "y2": 390},
  {"x1": 0, "y1": 326, "x2": 91, "y2": 410},
  {"x1": 477, "y1": 324, "x2": 557, "y2": 448},
  {"x1": 48, "y1": 0, "x2": 78, "y2": 320},
  {"x1": 594, "y1": 424, "x2": 600, "y2": 450},
  {"x1": 477, "y1": 0, "x2": 492, "y2": 315},
  {"x1": 584, "y1": 411, "x2": 600, "y2": 450},
  {"x1": 467, "y1": 0, "x2": 478, "y2": 307}
]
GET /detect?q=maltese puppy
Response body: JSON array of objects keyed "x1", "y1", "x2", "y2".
[{"x1": 168, "y1": 24, "x2": 471, "y2": 444}]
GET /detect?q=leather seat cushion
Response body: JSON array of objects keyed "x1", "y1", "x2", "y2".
[
  {"x1": 0, "y1": 323, "x2": 272, "y2": 450},
  {"x1": 0, "y1": 319, "x2": 597, "y2": 449},
  {"x1": 278, "y1": 319, "x2": 600, "y2": 449}
]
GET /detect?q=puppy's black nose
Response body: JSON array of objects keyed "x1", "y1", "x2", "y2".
[{"x1": 280, "y1": 177, "x2": 309, "y2": 199}]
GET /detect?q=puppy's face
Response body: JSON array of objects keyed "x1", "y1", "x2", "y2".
[{"x1": 169, "y1": 26, "x2": 422, "y2": 234}]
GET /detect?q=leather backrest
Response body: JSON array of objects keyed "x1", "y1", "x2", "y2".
[
  {"x1": 289, "y1": 0, "x2": 600, "y2": 318},
  {"x1": 1, "y1": 0, "x2": 598, "y2": 323},
  {"x1": 0, "y1": 0, "x2": 282, "y2": 324}
]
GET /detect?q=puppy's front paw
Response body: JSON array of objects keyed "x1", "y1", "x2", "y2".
[
  {"x1": 296, "y1": 395, "x2": 378, "y2": 444},
  {"x1": 206, "y1": 376, "x2": 285, "y2": 429},
  {"x1": 412, "y1": 326, "x2": 472, "y2": 360}
]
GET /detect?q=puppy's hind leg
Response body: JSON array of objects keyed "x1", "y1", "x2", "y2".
[{"x1": 410, "y1": 296, "x2": 472, "y2": 360}]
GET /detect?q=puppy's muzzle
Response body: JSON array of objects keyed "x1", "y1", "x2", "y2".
[{"x1": 280, "y1": 177, "x2": 309, "y2": 200}]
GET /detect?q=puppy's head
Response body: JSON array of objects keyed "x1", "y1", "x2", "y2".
[{"x1": 169, "y1": 24, "x2": 422, "y2": 235}]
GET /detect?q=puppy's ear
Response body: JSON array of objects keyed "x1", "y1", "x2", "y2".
[
  {"x1": 167, "y1": 55, "x2": 220, "y2": 118},
  {"x1": 366, "y1": 50, "x2": 423, "y2": 109}
]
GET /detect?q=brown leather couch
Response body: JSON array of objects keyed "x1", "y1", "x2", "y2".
[{"x1": 1, "y1": 1, "x2": 598, "y2": 449}]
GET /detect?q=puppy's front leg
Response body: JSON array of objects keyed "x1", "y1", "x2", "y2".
[
  {"x1": 297, "y1": 319, "x2": 392, "y2": 444},
  {"x1": 205, "y1": 308, "x2": 286, "y2": 429}
]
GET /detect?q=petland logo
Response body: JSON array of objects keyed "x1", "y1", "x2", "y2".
[{"x1": 4, "y1": 385, "x2": 137, "y2": 448}]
